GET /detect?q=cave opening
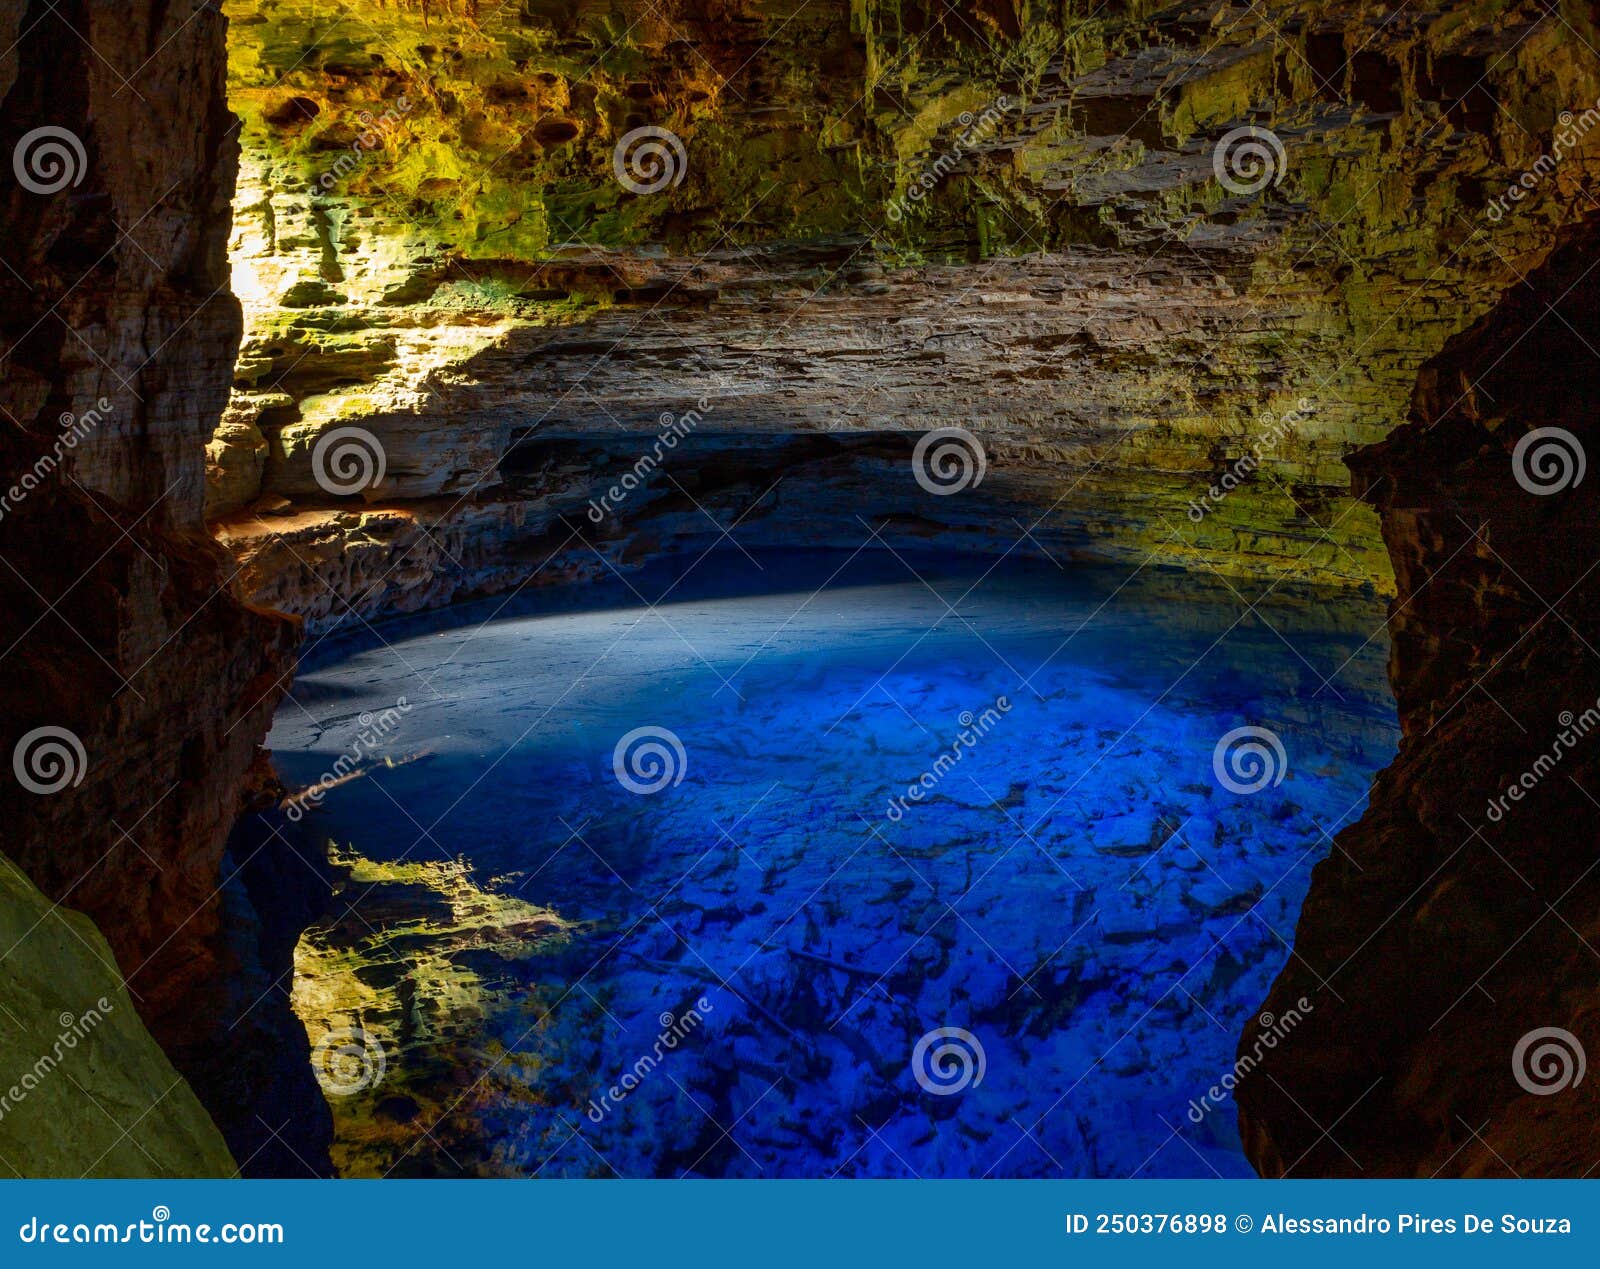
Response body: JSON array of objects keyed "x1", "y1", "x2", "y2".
[{"x1": 209, "y1": 0, "x2": 1431, "y2": 1179}]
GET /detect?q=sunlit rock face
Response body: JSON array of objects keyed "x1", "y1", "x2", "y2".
[
  {"x1": 1238, "y1": 216, "x2": 1600, "y2": 1178},
  {"x1": 2, "y1": 0, "x2": 1594, "y2": 1184},
  {"x1": 215, "y1": 0, "x2": 1600, "y2": 621}
]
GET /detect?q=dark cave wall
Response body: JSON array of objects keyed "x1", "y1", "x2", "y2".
[
  {"x1": 0, "y1": 0, "x2": 326, "y2": 1173},
  {"x1": 1238, "y1": 214, "x2": 1600, "y2": 1177}
]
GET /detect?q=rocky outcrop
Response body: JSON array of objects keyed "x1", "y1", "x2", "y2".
[
  {"x1": 1238, "y1": 215, "x2": 1600, "y2": 1177},
  {"x1": 0, "y1": 0, "x2": 320, "y2": 1174},
  {"x1": 0, "y1": 853, "x2": 235, "y2": 1177}
]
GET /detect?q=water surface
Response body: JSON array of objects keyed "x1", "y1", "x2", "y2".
[{"x1": 270, "y1": 549, "x2": 1397, "y2": 1178}]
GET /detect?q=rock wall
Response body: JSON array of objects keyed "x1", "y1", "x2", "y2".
[
  {"x1": 0, "y1": 853, "x2": 236, "y2": 1176},
  {"x1": 213, "y1": 0, "x2": 1600, "y2": 627},
  {"x1": 1238, "y1": 214, "x2": 1600, "y2": 1177},
  {"x1": 0, "y1": 0, "x2": 321, "y2": 1174},
  {"x1": 4, "y1": 0, "x2": 1598, "y2": 1181}
]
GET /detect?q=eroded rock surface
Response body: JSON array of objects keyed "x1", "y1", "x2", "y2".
[
  {"x1": 0, "y1": 853, "x2": 235, "y2": 1177},
  {"x1": 215, "y1": 0, "x2": 1600, "y2": 624},
  {"x1": 0, "y1": 0, "x2": 319, "y2": 1175},
  {"x1": 1239, "y1": 215, "x2": 1600, "y2": 1177}
]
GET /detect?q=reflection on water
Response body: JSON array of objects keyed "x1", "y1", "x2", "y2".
[{"x1": 268, "y1": 550, "x2": 1397, "y2": 1178}]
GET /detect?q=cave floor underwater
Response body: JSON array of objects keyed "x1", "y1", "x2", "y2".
[{"x1": 264, "y1": 547, "x2": 1398, "y2": 1177}]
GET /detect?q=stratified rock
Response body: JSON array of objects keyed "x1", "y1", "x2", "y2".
[{"x1": 214, "y1": 0, "x2": 1600, "y2": 617}]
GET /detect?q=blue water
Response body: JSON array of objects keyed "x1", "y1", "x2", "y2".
[{"x1": 270, "y1": 549, "x2": 1397, "y2": 1178}]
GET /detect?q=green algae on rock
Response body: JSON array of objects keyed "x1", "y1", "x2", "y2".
[
  {"x1": 215, "y1": 0, "x2": 1600, "y2": 619},
  {"x1": 0, "y1": 856, "x2": 236, "y2": 1178},
  {"x1": 290, "y1": 844, "x2": 580, "y2": 1176}
]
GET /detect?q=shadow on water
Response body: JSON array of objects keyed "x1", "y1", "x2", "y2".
[{"x1": 267, "y1": 548, "x2": 1398, "y2": 1178}]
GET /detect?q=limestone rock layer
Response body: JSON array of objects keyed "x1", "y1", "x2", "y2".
[{"x1": 215, "y1": 0, "x2": 1600, "y2": 625}]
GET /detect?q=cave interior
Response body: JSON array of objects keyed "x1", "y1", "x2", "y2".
[{"x1": 1, "y1": 0, "x2": 1598, "y2": 1180}]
